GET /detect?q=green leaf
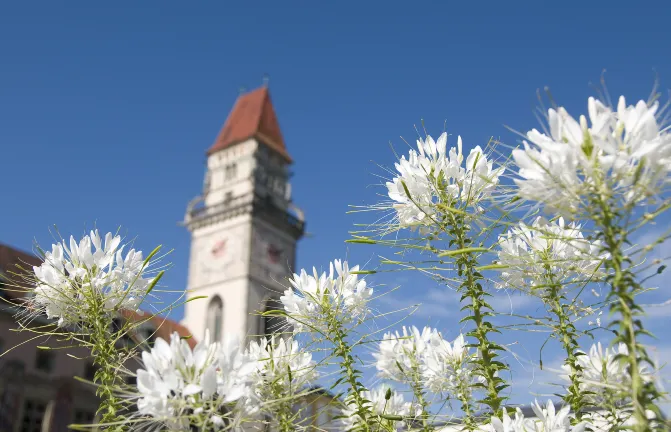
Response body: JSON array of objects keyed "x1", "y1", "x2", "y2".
[
  {"x1": 346, "y1": 238, "x2": 377, "y2": 244},
  {"x1": 438, "y1": 247, "x2": 489, "y2": 257}
]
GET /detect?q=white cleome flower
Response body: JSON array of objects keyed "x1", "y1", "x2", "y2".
[
  {"x1": 244, "y1": 336, "x2": 316, "y2": 414},
  {"x1": 386, "y1": 132, "x2": 504, "y2": 228},
  {"x1": 373, "y1": 326, "x2": 440, "y2": 383},
  {"x1": 421, "y1": 333, "x2": 483, "y2": 399},
  {"x1": 135, "y1": 331, "x2": 254, "y2": 430},
  {"x1": 560, "y1": 342, "x2": 652, "y2": 405},
  {"x1": 529, "y1": 400, "x2": 585, "y2": 432},
  {"x1": 582, "y1": 407, "x2": 659, "y2": 431},
  {"x1": 496, "y1": 217, "x2": 605, "y2": 293},
  {"x1": 280, "y1": 260, "x2": 373, "y2": 334},
  {"x1": 31, "y1": 230, "x2": 154, "y2": 327},
  {"x1": 490, "y1": 407, "x2": 530, "y2": 432},
  {"x1": 513, "y1": 96, "x2": 671, "y2": 215},
  {"x1": 490, "y1": 401, "x2": 586, "y2": 432},
  {"x1": 341, "y1": 386, "x2": 417, "y2": 430}
]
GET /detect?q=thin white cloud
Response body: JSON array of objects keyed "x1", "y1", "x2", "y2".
[
  {"x1": 378, "y1": 285, "x2": 538, "y2": 319},
  {"x1": 489, "y1": 290, "x2": 539, "y2": 315},
  {"x1": 642, "y1": 299, "x2": 671, "y2": 318}
]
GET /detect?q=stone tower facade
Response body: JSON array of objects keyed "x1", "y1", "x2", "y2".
[{"x1": 181, "y1": 86, "x2": 304, "y2": 343}]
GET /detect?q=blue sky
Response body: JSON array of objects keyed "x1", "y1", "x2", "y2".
[{"x1": 2, "y1": 1, "x2": 671, "y2": 411}]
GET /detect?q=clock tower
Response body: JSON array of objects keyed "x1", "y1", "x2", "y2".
[{"x1": 181, "y1": 85, "x2": 305, "y2": 342}]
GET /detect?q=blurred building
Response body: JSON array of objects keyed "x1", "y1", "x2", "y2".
[
  {"x1": 0, "y1": 242, "x2": 197, "y2": 432},
  {"x1": 0, "y1": 85, "x2": 342, "y2": 431}
]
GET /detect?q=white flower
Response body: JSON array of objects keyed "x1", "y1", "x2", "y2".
[
  {"x1": 491, "y1": 408, "x2": 530, "y2": 432},
  {"x1": 462, "y1": 145, "x2": 505, "y2": 209},
  {"x1": 386, "y1": 133, "x2": 504, "y2": 228},
  {"x1": 582, "y1": 408, "x2": 658, "y2": 431},
  {"x1": 497, "y1": 217, "x2": 605, "y2": 293},
  {"x1": 280, "y1": 260, "x2": 373, "y2": 333},
  {"x1": 341, "y1": 386, "x2": 416, "y2": 430},
  {"x1": 490, "y1": 401, "x2": 585, "y2": 432},
  {"x1": 135, "y1": 331, "x2": 253, "y2": 430},
  {"x1": 31, "y1": 230, "x2": 154, "y2": 327},
  {"x1": 529, "y1": 400, "x2": 584, "y2": 432},
  {"x1": 561, "y1": 342, "x2": 652, "y2": 405},
  {"x1": 244, "y1": 336, "x2": 316, "y2": 414},
  {"x1": 421, "y1": 333, "x2": 483, "y2": 398},
  {"x1": 373, "y1": 326, "x2": 440, "y2": 383},
  {"x1": 216, "y1": 336, "x2": 257, "y2": 404},
  {"x1": 513, "y1": 96, "x2": 671, "y2": 215}
]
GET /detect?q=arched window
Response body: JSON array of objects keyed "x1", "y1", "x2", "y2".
[
  {"x1": 206, "y1": 296, "x2": 223, "y2": 342},
  {"x1": 260, "y1": 298, "x2": 283, "y2": 339}
]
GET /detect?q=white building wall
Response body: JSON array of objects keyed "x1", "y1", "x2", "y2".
[
  {"x1": 182, "y1": 213, "x2": 254, "y2": 341},
  {"x1": 204, "y1": 139, "x2": 258, "y2": 208}
]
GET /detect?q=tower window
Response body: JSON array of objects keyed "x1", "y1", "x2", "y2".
[
  {"x1": 224, "y1": 191, "x2": 233, "y2": 203},
  {"x1": 261, "y1": 298, "x2": 284, "y2": 338},
  {"x1": 225, "y1": 163, "x2": 238, "y2": 180},
  {"x1": 206, "y1": 296, "x2": 224, "y2": 342}
]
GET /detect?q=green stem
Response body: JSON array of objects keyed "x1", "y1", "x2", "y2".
[
  {"x1": 328, "y1": 316, "x2": 371, "y2": 432},
  {"x1": 90, "y1": 312, "x2": 124, "y2": 430},
  {"x1": 456, "y1": 375, "x2": 476, "y2": 432},
  {"x1": 602, "y1": 364, "x2": 625, "y2": 428},
  {"x1": 276, "y1": 403, "x2": 294, "y2": 432},
  {"x1": 449, "y1": 214, "x2": 507, "y2": 417},
  {"x1": 594, "y1": 195, "x2": 660, "y2": 431},
  {"x1": 542, "y1": 269, "x2": 585, "y2": 421},
  {"x1": 409, "y1": 363, "x2": 433, "y2": 432},
  {"x1": 269, "y1": 375, "x2": 294, "y2": 432}
]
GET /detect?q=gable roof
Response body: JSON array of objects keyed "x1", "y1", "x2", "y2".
[
  {"x1": 207, "y1": 86, "x2": 292, "y2": 163},
  {"x1": 0, "y1": 243, "x2": 41, "y2": 278},
  {"x1": 0, "y1": 242, "x2": 41, "y2": 300},
  {"x1": 121, "y1": 309, "x2": 197, "y2": 349},
  {"x1": 0, "y1": 242, "x2": 197, "y2": 348}
]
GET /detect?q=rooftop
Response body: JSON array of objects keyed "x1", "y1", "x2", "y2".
[{"x1": 207, "y1": 86, "x2": 292, "y2": 163}]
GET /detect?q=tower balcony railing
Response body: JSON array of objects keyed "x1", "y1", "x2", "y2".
[
  {"x1": 185, "y1": 193, "x2": 305, "y2": 235},
  {"x1": 188, "y1": 193, "x2": 252, "y2": 220}
]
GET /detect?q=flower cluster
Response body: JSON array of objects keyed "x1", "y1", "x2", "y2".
[
  {"x1": 496, "y1": 217, "x2": 604, "y2": 294},
  {"x1": 135, "y1": 331, "x2": 254, "y2": 430},
  {"x1": 421, "y1": 333, "x2": 483, "y2": 399},
  {"x1": 491, "y1": 399, "x2": 660, "y2": 431},
  {"x1": 491, "y1": 400, "x2": 584, "y2": 432},
  {"x1": 513, "y1": 96, "x2": 671, "y2": 214},
  {"x1": 373, "y1": 325, "x2": 439, "y2": 383},
  {"x1": 31, "y1": 230, "x2": 154, "y2": 327},
  {"x1": 245, "y1": 335, "x2": 316, "y2": 413},
  {"x1": 580, "y1": 408, "x2": 659, "y2": 431},
  {"x1": 561, "y1": 342, "x2": 652, "y2": 405},
  {"x1": 386, "y1": 132, "x2": 504, "y2": 227},
  {"x1": 135, "y1": 331, "x2": 319, "y2": 430},
  {"x1": 341, "y1": 386, "x2": 416, "y2": 430},
  {"x1": 373, "y1": 327, "x2": 482, "y2": 402},
  {"x1": 280, "y1": 260, "x2": 373, "y2": 333}
]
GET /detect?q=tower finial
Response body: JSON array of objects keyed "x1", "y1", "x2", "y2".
[{"x1": 262, "y1": 73, "x2": 270, "y2": 87}]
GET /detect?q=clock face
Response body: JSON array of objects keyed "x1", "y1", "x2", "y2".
[
  {"x1": 253, "y1": 229, "x2": 292, "y2": 282},
  {"x1": 199, "y1": 234, "x2": 238, "y2": 282},
  {"x1": 266, "y1": 243, "x2": 284, "y2": 266}
]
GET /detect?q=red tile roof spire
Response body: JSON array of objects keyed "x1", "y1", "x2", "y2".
[{"x1": 207, "y1": 85, "x2": 292, "y2": 163}]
